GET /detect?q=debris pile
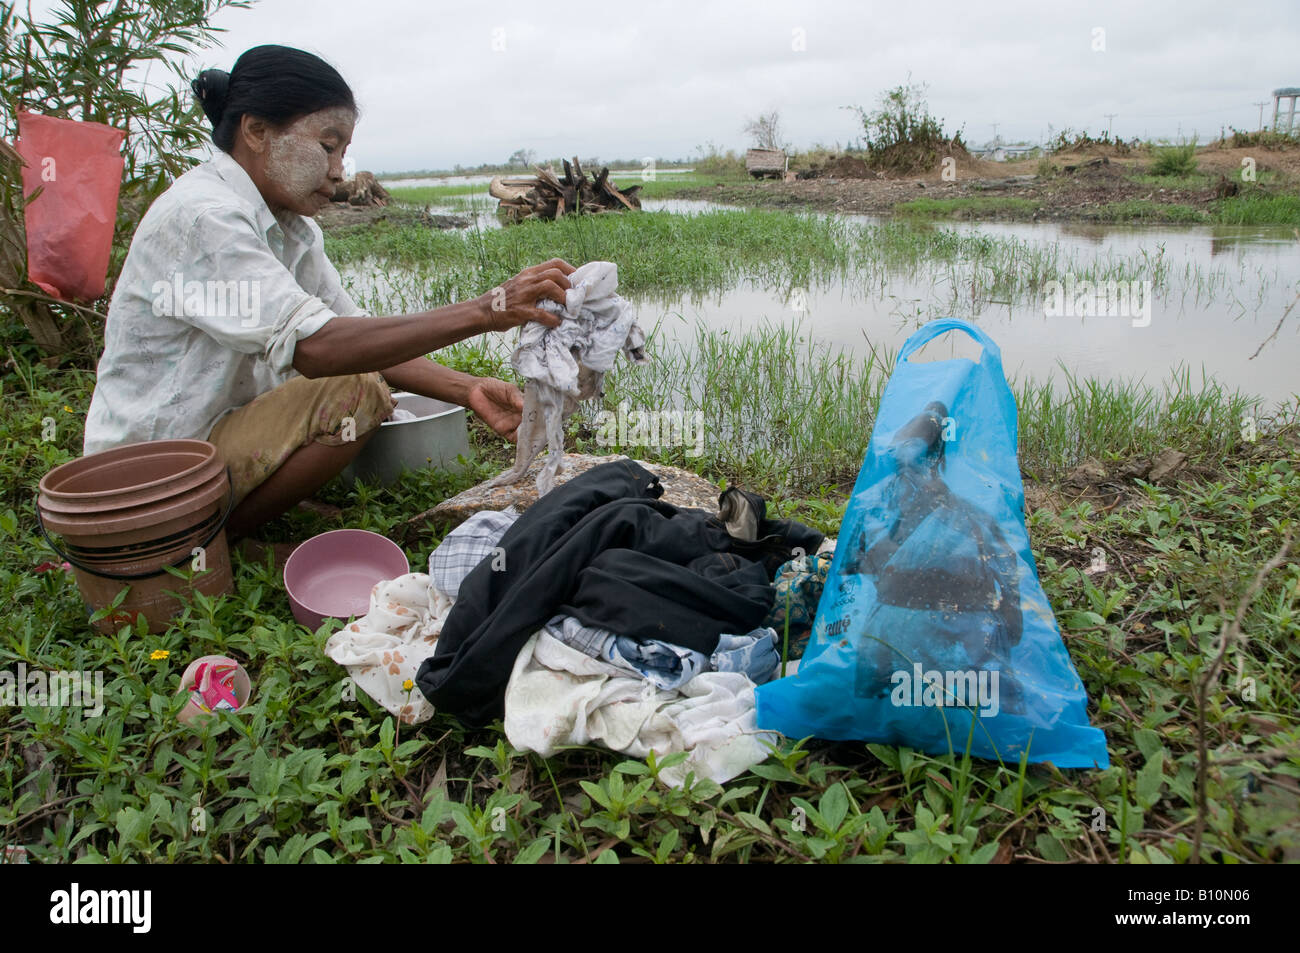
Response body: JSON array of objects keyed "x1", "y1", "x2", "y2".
[
  {"x1": 490, "y1": 158, "x2": 642, "y2": 222},
  {"x1": 331, "y1": 171, "x2": 391, "y2": 206}
]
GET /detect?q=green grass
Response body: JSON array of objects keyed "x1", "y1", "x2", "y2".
[
  {"x1": 325, "y1": 209, "x2": 866, "y2": 310},
  {"x1": 1215, "y1": 193, "x2": 1300, "y2": 225},
  {"x1": 387, "y1": 183, "x2": 491, "y2": 203},
  {"x1": 1088, "y1": 201, "x2": 1209, "y2": 224},
  {"x1": 1127, "y1": 170, "x2": 1282, "y2": 190},
  {"x1": 1013, "y1": 364, "x2": 1267, "y2": 477},
  {"x1": 1150, "y1": 141, "x2": 1199, "y2": 177},
  {"x1": 1074, "y1": 195, "x2": 1300, "y2": 226},
  {"x1": 3, "y1": 343, "x2": 1298, "y2": 863},
  {"x1": 895, "y1": 197, "x2": 1041, "y2": 219},
  {"x1": 619, "y1": 171, "x2": 743, "y2": 200}
]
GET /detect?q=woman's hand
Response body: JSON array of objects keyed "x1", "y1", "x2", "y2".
[
  {"x1": 476, "y1": 258, "x2": 577, "y2": 333},
  {"x1": 466, "y1": 377, "x2": 525, "y2": 442}
]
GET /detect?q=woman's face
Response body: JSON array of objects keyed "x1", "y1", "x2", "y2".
[{"x1": 256, "y1": 105, "x2": 356, "y2": 216}]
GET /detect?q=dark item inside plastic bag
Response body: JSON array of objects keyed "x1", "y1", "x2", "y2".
[
  {"x1": 16, "y1": 111, "x2": 125, "y2": 303},
  {"x1": 756, "y1": 319, "x2": 1110, "y2": 769}
]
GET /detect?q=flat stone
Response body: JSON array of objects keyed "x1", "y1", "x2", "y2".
[
  {"x1": 399, "y1": 453, "x2": 721, "y2": 539},
  {"x1": 1066, "y1": 457, "x2": 1108, "y2": 486},
  {"x1": 1148, "y1": 448, "x2": 1188, "y2": 483},
  {"x1": 1118, "y1": 457, "x2": 1151, "y2": 481}
]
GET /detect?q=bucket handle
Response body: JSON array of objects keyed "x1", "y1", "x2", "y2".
[{"x1": 35, "y1": 466, "x2": 236, "y2": 581}]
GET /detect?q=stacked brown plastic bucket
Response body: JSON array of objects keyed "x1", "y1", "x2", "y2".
[{"x1": 37, "y1": 439, "x2": 234, "y2": 633}]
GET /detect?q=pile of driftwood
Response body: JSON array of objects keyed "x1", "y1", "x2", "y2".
[
  {"x1": 490, "y1": 158, "x2": 642, "y2": 222},
  {"x1": 331, "y1": 171, "x2": 391, "y2": 206}
]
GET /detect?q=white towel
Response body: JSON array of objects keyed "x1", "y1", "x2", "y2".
[{"x1": 504, "y1": 630, "x2": 777, "y2": 787}]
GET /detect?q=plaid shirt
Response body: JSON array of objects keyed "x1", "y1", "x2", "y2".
[{"x1": 428, "y1": 509, "x2": 519, "y2": 599}]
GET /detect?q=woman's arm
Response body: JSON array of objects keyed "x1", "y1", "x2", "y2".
[
  {"x1": 380, "y1": 355, "x2": 474, "y2": 406},
  {"x1": 292, "y1": 259, "x2": 573, "y2": 379},
  {"x1": 293, "y1": 300, "x2": 487, "y2": 378},
  {"x1": 379, "y1": 356, "x2": 525, "y2": 442}
]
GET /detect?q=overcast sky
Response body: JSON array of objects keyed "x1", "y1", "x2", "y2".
[{"x1": 35, "y1": 0, "x2": 1300, "y2": 173}]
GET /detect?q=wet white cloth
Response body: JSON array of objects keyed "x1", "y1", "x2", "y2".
[
  {"x1": 323, "y1": 573, "x2": 451, "y2": 725},
  {"x1": 496, "y1": 261, "x2": 651, "y2": 495},
  {"x1": 504, "y1": 630, "x2": 778, "y2": 787},
  {"x1": 84, "y1": 149, "x2": 366, "y2": 455},
  {"x1": 511, "y1": 260, "x2": 646, "y2": 396}
]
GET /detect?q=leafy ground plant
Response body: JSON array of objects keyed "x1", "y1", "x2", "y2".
[{"x1": 2, "y1": 343, "x2": 1297, "y2": 863}]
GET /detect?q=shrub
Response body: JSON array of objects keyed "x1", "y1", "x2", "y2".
[
  {"x1": 843, "y1": 81, "x2": 965, "y2": 175},
  {"x1": 1150, "y1": 139, "x2": 1199, "y2": 177}
]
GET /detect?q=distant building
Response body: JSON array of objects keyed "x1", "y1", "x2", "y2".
[
  {"x1": 1273, "y1": 88, "x2": 1300, "y2": 133},
  {"x1": 975, "y1": 142, "x2": 1037, "y2": 161}
]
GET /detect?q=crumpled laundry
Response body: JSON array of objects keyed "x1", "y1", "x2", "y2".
[
  {"x1": 545, "y1": 614, "x2": 782, "y2": 690},
  {"x1": 386, "y1": 407, "x2": 418, "y2": 423},
  {"x1": 325, "y1": 510, "x2": 525, "y2": 722},
  {"x1": 323, "y1": 502, "x2": 784, "y2": 783},
  {"x1": 417, "y1": 460, "x2": 824, "y2": 726},
  {"x1": 491, "y1": 261, "x2": 650, "y2": 495},
  {"x1": 505, "y1": 629, "x2": 778, "y2": 787},
  {"x1": 425, "y1": 505, "x2": 785, "y2": 691},
  {"x1": 427, "y1": 508, "x2": 519, "y2": 599},
  {"x1": 764, "y1": 552, "x2": 835, "y2": 660},
  {"x1": 513, "y1": 260, "x2": 646, "y2": 396},
  {"x1": 323, "y1": 573, "x2": 451, "y2": 724}
]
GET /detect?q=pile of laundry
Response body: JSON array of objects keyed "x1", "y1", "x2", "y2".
[{"x1": 324, "y1": 459, "x2": 832, "y2": 786}]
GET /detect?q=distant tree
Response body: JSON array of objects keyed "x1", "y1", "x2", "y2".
[
  {"x1": 744, "y1": 110, "x2": 787, "y2": 152},
  {"x1": 507, "y1": 147, "x2": 535, "y2": 169}
]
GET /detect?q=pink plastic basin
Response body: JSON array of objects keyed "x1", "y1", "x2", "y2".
[{"x1": 282, "y1": 529, "x2": 409, "y2": 630}]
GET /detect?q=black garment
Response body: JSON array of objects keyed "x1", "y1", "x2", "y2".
[{"x1": 415, "y1": 459, "x2": 823, "y2": 726}]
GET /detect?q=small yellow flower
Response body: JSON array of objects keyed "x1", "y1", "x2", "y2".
[
  {"x1": 63, "y1": 405, "x2": 73, "y2": 413},
  {"x1": 149, "y1": 649, "x2": 170, "y2": 660},
  {"x1": 402, "y1": 678, "x2": 414, "y2": 692}
]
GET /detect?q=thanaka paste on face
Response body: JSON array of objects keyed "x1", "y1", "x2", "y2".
[{"x1": 263, "y1": 106, "x2": 355, "y2": 211}]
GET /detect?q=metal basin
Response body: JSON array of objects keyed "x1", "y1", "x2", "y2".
[{"x1": 339, "y1": 391, "x2": 472, "y2": 487}]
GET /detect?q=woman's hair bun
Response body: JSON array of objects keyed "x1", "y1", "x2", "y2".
[{"x1": 191, "y1": 69, "x2": 231, "y2": 128}]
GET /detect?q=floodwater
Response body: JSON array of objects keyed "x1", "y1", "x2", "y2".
[
  {"x1": 634, "y1": 221, "x2": 1300, "y2": 408},
  {"x1": 340, "y1": 189, "x2": 1300, "y2": 408}
]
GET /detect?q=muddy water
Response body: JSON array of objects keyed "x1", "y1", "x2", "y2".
[
  {"x1": 632, "y1": 221, "x2": 1300, "y2": 408},
  {"x1": 341, "y1": 193, "x2": 1300, "y2": 407}
]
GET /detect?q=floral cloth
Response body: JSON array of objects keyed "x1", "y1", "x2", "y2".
[{"x1": 763, "y1": 551, "x2": 835, "y2": 660}]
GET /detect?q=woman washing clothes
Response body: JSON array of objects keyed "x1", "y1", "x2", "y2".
[{"x1": 82, "y1": 44, "x2": 574, "y2": 548}]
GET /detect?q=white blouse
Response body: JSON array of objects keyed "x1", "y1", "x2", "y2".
[{"x1": 83, "y1": 149, "x2": 365, "y2": 455}]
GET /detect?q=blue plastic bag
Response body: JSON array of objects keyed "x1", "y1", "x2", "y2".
[{"x1": 756, "y1": 319, "x2": 1109, "y2": 769}]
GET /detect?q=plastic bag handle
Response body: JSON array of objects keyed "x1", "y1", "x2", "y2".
[{"x1": 898, "y1": 318, "x2": 1003, "y2": 366}]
